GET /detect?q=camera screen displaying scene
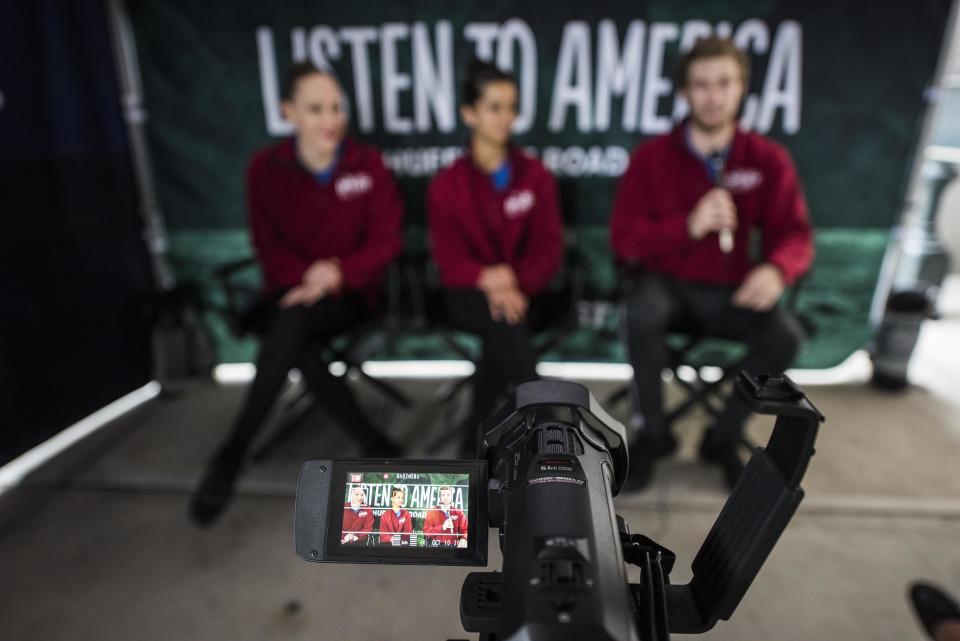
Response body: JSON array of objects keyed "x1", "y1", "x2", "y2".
[{"x1": 341, "y1": 471, "x2": 470, "y2": 548}]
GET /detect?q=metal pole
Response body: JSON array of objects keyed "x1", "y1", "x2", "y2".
[
  {"x1": 104, "y1": 0, "x2": 175, "y2": 291},
  {"x1": 869, "y1": 0, "x2": 960, "y2": 325}
]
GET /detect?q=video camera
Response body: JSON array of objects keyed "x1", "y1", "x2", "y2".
[{"x1": 294, "y1": 372, "x2": 823, "y2": 640}]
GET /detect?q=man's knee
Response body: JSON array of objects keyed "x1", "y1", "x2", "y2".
[
  {"x1": 259, "y1": 307, "x2": 309, "y2": 357},
  {"x1": 266, "y1": 305, "x2": 308, "y2": 333},
  {"x1": 755, "y1": 310, "x2": 804, "y2": 367},
  {"x1": 486, "y1": 317, "x2": 532, "y2": 347},
  {"x1": 624, "y1": 276, "x2": 672, "y2": 337},
  {"x1": 444, "y1": 289, "x2": 492, "y2": 331}
]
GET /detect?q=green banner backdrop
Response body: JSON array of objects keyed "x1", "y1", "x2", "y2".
[
  {"x1": 130, "y1": 0, "x2": 951, "y2": 229},
  {"x1": 127, "y1": 0, "x2": 952, "y2": 366}
]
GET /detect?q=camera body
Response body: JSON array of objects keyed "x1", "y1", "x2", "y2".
[
  {"x1": 294, "y1": 373, "x2": 823, "y2": 641},
  {"x1": 471, "y1": 380, "x2": 637, "y2": 640}
]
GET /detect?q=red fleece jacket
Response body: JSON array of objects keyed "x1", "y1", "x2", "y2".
[
  {"x1": 427, "y1": 147, "x2": 564, "y2": 297},
  {"x1": 341, "y1": 506, "x2": 374, "y2": 543},
  {"x1": 246, "y1": 137, "x2": 404, "y2": 306},
  {"x1": 378, "y1": 508, "x2": 413, "y2": 545},
  {"x1": 422, "y1": 505, "x2": 468, "y2": 546},
  {"x1": 610, "y1": 123, "x2": 813, "y2": 286}
]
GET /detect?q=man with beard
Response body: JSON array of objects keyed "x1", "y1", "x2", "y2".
[
  {"x1": 611, "y1": 36, "x2": 813, "y2": 491},
  {"x1": 423, "y1": 486, "x2": 468, "y2": 548}
]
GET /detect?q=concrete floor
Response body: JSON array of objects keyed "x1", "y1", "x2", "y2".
[{"x1": 2, "y1": 280, "x2": 960, "y2": 641}]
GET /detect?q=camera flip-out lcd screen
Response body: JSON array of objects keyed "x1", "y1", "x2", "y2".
[
  {"x1": 341, "y1": 470, "x2": 471, "y2": 548},
  {"x1": 295, "y1": 459, "x2": 487, "y2": 566}
]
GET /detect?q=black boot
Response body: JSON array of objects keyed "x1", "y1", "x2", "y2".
[
  {"x1": 910, "y1": 582, "x2": 960, "y2": 639},
  {"x1": 698, "y1": 430, "x2": 747, "y2": 490},
  {"x1": 189, "y1": 445, "x2": 245, "y2": 527},
  {"x1": 623, "y1": 429, "x2": 675, "y2": 492},
  {"x1": 623, "y1": 437, "x2": 655, "y2": 491},
  {"x1": 338, "y1": 406, "x2": 401, "y2": 458},
  {"x1": 623, "y1": 420, "x2": 677, "y2": 492}
]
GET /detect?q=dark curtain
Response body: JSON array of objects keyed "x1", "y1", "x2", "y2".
[{"x1": 0, "y1": 0, "x2": 155, "y2": 464}]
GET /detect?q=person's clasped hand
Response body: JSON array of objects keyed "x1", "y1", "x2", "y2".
[
  {"x1": 477, "y1": 263, "x2": 527, "y2": 325},
  {"x1": 280, "y1": 259, "x2": 343, "y2": 308}
]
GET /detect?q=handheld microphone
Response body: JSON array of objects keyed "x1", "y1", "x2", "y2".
[{"x1": 710, "y1": 152, "x2": 734, "y2": 254}]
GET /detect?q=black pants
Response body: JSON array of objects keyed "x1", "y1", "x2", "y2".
[
  {"x1": 220, "y1": 293, "x2": 386, "y2": 456},
  {"x1": 623, "y1": 272, "x2": 804, "y2": 443},
  {"x1": 443, "y1": 289, "x2": 550, "y2": 445}
]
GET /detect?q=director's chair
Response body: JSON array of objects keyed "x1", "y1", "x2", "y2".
[{"x1": 213, "y1": 257, "x2": 412, "y2": 461}]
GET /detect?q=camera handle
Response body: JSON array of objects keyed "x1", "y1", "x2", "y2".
[{"x1": 624, "y1": 372, "x2": 824, "y2": 639}]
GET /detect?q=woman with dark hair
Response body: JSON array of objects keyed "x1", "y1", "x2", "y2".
[
  {"x1": 190, "y1": 62, "x2": 404, "y2": 526},
  {"x1": 427, "y1": 59, "x2": 565, "y2": 456}
]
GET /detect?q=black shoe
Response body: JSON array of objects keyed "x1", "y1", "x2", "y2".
[
  {"x1": 189, "y1": 448, "x2": 244, "y2": 527},
  {"x1": 654, "y1": 431, "x2": 678, "y2": 459},
  {"x1": 622, "y1": 431, "x2": 669, "y2": 492},
  {"x1": 699, "y1": 431, "x2": 746, "y2": 490},
  {"x1": 623, "y1": 449, "x2": 654, "y2": 492},
  {"x1": 910, "y1": 582, "x2": 960, "y2": 639}
]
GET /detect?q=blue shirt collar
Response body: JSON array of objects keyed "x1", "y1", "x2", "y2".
[
  {"x1": 491, "y1": 160, "x2": 512, "y2": 192},
  {"x1": 683, "y1": 123, "x2": 730, "y2": 184}
]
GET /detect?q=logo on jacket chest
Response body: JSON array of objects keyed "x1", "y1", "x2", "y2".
[
  {"x1": 335, "y1": 173, "x2": 373, "y2": 199},
  {"x1": 723, "y1": 168, "x2": 763, "y2": 193},
  {"x1": 503, "y1": 189, "x2": 535, "y2": 218}
]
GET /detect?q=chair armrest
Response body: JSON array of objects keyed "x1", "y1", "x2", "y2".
[
  {"x1": 212, "y1": 257, "x2": 261, "y2": 335},
  {"x1": 213, "y1": 257, "x2": 258, "y2": 285},
  {"x1": 782, "y1": 273, "x2": 807, "y2": 313}
]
